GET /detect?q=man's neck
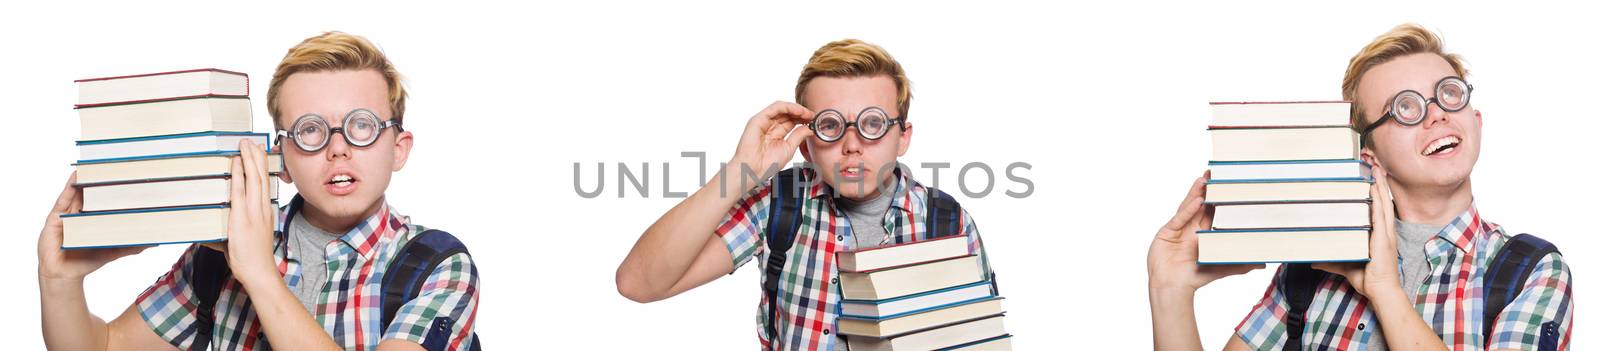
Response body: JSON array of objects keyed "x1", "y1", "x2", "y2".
[
  {"x1": 832, "y1": 173, "x2": 900, "y2": 203},
  {"x1": 1389, "y1": 177, "x2": 1474, "y2": 227},
  {"x1": 301, "y1": 196, "x2": 387, "y2": 235}
]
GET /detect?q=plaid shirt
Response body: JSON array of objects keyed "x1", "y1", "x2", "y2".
[
  {"x1": 716, "y1": 167, "x2": 995, "y2": 351},
  {"x1": 1236, "y1": 204, "x2": 1573, "y2": 350},
  {"x1": 135, "y1": 198, "x2": 480, "y2": 351}
]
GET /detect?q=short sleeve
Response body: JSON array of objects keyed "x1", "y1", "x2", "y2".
[
  {"x1": 382, "y1": 252, "x2": 480, "y2": 351},
  {"x1": 714, "y1": 180, "x2": 775, "y2": 272},
  {"x1": 134, "y1": 244, "x2": 211, "y2": 351},
  {"x1": 1235, "y1": 265, "x2": 1292, "y2": 350},
  {"x1": 1487, "y1": 252, "x2": 1574, "y2": 350}
]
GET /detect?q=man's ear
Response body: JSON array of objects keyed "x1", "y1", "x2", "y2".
[
  {"x1": 799, "y1": 139, "x2": 813, "y2": 164},
  {"x1": 1360, "y1": 146, "x2": 1381, "y2": 169},
  {"x1": 1474, "y1": 109, "x2": 1483, "y2": 127},
  {"x1": 896, "y1": 122, "x2": 913, "y2": 157},
  {"x1": 392, "y1": 130, "x2": 413, "y2": 171},
  {"x1": 271, "y1": 146, "x2": 293, "y2": 184}
]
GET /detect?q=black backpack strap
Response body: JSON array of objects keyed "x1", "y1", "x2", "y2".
[
  {"x1": 1483, "y1": 233, "x2": 1560, "y2": 349},
  {"x1": 382, "y1": 229, "x2": 479, "y2": 351},
  {"x1": 189, "y1": 245, "x2": 233, "y2": 348},
  {"x1": 187, "y1": 198, "x2": 297, "y2": 348},
  {"x1": 923, "y1": 188, "x2": 963, "y2": 239},
  {"x1": 761, "y1": 168, "x2": 807, "y2": 342},
  {"x1": 1280, "y1": 263, "x2": 1326, "y2": 351}
]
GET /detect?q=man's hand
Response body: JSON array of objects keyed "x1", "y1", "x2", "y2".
[
  {"x1": 222, "y1": 139, "x2": 280, "y2": 283},
  {"x1": 726, "y1": 101, "x2": 814, "y2": 192},
  {"x1": 1312, "y1": 165, "x2": 1401, "y2": 298},
  {"x1": 1147, "y1": 171, "x2": 1264, "y2": 293},
  {"x1": 37, "y1": 172, "x2": 150, "y2": 282},
  {"x1": 614, "y1": 103, "x2": 808, "y2": 303},
  {"x1": 1147, "y1": 172, "x2": 1263, "y2": 351}
]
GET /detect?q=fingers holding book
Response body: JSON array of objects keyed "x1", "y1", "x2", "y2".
[
  {"x1": 1149, "y1": 171, "x2": 1262, "y2": 293},
  {"x1": 38, "y1": 171, "x2": 152, "y2": 281},
  {"x1": 223, "y1": 139, "x2": 278, "y2": 279}
]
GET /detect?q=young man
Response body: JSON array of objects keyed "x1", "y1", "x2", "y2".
[
  {"x1": 615, "y1": 39, "x2": 997, "y2": 350},
  {"x1": 37, "y1": 32, "x2": 480, "y2": 351},
  {"x1": 1147, "y1": 24, "x2": 1573, "y2": 350}
]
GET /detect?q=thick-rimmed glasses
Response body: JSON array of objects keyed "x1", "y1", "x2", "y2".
[
  {"x1": 276, "y1": 108, "x2": 401, "y2": 153},
  {"x1": 1362, "y1": 76, "x2": 1473, "y2": 140},
  {"x1": 809, "y1": 107, "x2": 905, "y2": 142}
]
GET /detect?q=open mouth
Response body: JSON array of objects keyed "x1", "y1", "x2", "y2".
[
  {"x1": 325, "y1": 172, "x2": 359, "y2": 195},
  {"x1": 1422, "y1": 135, "x2": 1461, "y2": 156},
  {"x1": 839, "y1": 164, "x2": 867, "y2": 179},
  {"x1": 327, "y1": 174, "x2": 355, "y2": 186}
]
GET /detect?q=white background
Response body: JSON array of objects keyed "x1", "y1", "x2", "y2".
[{"x1": 2, "y1": 1, "x2": 1595, "y2": 349}]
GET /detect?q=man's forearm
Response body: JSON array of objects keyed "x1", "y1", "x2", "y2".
[
  {"x1": 235, "y1": 270, "x2": 340, "y2": 350},
  {"x1": 40, "y1": 277, "x2": 110, "y2": 351},
  {"x1": 1150, "y1": 287, "x2": 1205, "y2": 351},
  {"x1": 618, "y1": 168, "x2": 746, "y2": 301},
  {"x1": 1366, "y1": 286, "x2": 1448, "y2": 350}
]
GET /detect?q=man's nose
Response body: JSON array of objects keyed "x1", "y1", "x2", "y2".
[
  {"x1": 324, "y1": 127, "x2": 352, "y2": 160},
  {"x1": 839, "y1": 125, "x2": 865, "y2": 154},
  {"x1": 1423, "y1": 99, "x2": 1452, "y2": 128}
]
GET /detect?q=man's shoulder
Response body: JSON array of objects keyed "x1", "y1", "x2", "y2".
[
  {"x1": 381, "y1": 223, "x2": 479, "y2": 278},
  {"x1": 1481, "y1": 226, "x2": 1566, "y2": 261},
  {"x1": 396, "y1": 223, "x2": 471, "y2": 250},
  {"x1": 1489, "y1": 231, "x2": 1570, "y2": 270},
  {"x1": 903, "y1": 177, "x2": 968, "y2": 212}
]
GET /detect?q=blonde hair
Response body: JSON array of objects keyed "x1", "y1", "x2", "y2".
[
  {"x1": 795, "y1": 39, "x2": 913, "y2": 119},
  {"x1": 267, "y1": 31, "x2": 407, "y2": 130},
  {"x1": 1343, "y1": 23, "x2": 1469, "y2": 134}
]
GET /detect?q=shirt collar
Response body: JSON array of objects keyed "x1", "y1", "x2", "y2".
[
  {"x1": 1432, "y1": 201, "x2": 1484, "y2": 253},
  {"x1": 277, "y1": 195, "x2": 405, "y2": 260}
]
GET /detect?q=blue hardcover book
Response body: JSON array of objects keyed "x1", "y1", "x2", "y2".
[
  {"x1": 1207, "y1": 159, "x2": 1371, "y2": 183},
  {"x1": 841, "y1": 281, "x2": 995, "y2": 320},
  {"x1": 838, "y1": 297, "x2": 1004, "y2": 338},
  {"x1": 76, "y1": 131, "x2": 270, "y2": 164},
  {"x1": 1204, "y1": 179, "x2": 1373, "y2": 205},
  {"x1": 936, "y1": 334, "x2": 1013, "y2": 351}
]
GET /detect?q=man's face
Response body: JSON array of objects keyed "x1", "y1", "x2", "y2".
[
  {"x1": 800, "y1": 75, "x2": 912, "y2": 201},
  {"x1": 276, "y1": 69, "x2": 411, "y2": 222},
  {"x1": 1357, "y1": 53, "x2": 1482, "y2": 190}
]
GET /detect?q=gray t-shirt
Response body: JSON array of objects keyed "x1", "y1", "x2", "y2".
[
  {"x1": 832, "y1": 189, "x2": 894, "y2": 351},
  {"x1": 837, "y1": 189, "x2": 894, "y2": 252},
  {"x1": 287, "y1": 212, "x2": 343, "y2": 314},
  {"x1": 1360, "y1": 220, "x2": 1444, "y2": 351},
  {"x1": 1396, "y1": 220, "x2": 1444, "y2": 302}
]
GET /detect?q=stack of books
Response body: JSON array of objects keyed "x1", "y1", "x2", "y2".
[
  {"x1": 837, "y1": 236, "x2": 1012, "y2": 351},
  {"x1": 62, "y1": 69, "x2": 279, "y2": 249},
  {"x1": 1198, "y1": 101, "x2": 1373, "y2": 264}
]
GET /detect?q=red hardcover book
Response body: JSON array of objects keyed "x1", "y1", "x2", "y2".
[
  {"x1": 76, "y1": 68, "x2": 249, "y2": 107},
  {"x1": 1209, "y1": 100, "x2": 1352, "y2": 128},
  {"x1": 839, "y1": 235, "x2": 970, "y2": 272}
]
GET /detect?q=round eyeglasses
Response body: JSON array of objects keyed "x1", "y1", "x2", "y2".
[
  {"x1": 1361, "y1": 76, "x2": 1473, "y2": 140},
  {"x1": 276, "y1": 108, "x2": 401, "y2": 153},
  {"x1": 809, "y1": 107, "x2": 905, "y2": 142}
]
